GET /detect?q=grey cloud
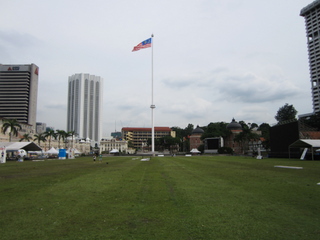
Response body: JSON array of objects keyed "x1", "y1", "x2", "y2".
[
  {"x1": 162, "y1": 77, "x2": 194, "y2": 89},
  {"x1": 160, "y1": 68, "x2": 301, "y2": 104},
  {"x1": 0, "y1": 30, "x2": 41, "y2": 48},
  {"x1": 44, "y1": 103, "x2": 66, "y2": 110},
  {"x1": 217, "y1": 73, "x2": 301, "y2": 103}
]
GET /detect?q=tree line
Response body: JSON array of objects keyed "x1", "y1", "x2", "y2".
[
  {"x1": 2, "y1": 103, "x2": 319, "y2": 153},
  {"x1": 1, "y1": 118, "x2": 76, "y2": 149},
  {"x1": 143, "y1": 103, "x2": 320, "y2": 153}
]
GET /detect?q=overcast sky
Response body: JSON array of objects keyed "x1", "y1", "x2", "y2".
[{"x1": 0, "y1": 0, "x2": 315, "y2": 137}]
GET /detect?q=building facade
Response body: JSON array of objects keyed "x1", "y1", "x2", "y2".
[
  {"x1": 67, "y1": 73, "x2": 103, "y2": 147},
  {"x1": 100, "y1": 138, "x2": 128, "y2": 153},
  {"x1": 224, "y1": 119, "x2": 243, "y2": 154},
  {"x1": 301, "y1": 1, "x2": 320, "y2": 113},
  {"x1": 121, "y1": 127, "x2": 174, "y2": 149},
  {"x1": 0, "y1": 64, "x2": 39, "y2": 130},
  {"x1": 190, "y1": 125, "x2": 204, "y2": 150},
  {"x1": 36, "y1": 122, "x2": 47, "y2": 134}
]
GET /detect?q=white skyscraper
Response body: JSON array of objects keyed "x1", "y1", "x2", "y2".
[{"x1": 67, "y1": 73, "x2": 103, "y2": 147}]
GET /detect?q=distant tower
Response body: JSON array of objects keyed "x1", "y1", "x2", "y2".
[
  {"x1": 36, "y1": 122, "x2": 47, "y2": 134},
  {"x1": 300, "y1": 0, "x2": 320, "y2": 113},
  {"x1": 0, "y1": 64, "x2": 39, "y2": 129},
  {"x1": 67, "y1": 73, "x2": 103, "y2": 147},
  {"x1": 225, "y1": 118, "x2": 242, "y2": 154},
  {"x1": 190, "y1": 125, "x2": 204, "y2": 150}
]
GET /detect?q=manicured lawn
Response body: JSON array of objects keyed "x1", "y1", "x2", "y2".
[{"x1": 0, "y1": 155, "x2": 319, "y2": 239}]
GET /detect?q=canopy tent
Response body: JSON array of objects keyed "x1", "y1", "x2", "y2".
[
  {"x1": 289, "y1": 139, "x2": 320, "y2": 160},
  {"x1": 190, "y1": 148, "x2": 200, "y2": 153},
  {"x1": 45, "y1": 147, "x2": 59, "y2": 154},
  {"x1": 0, "y1": 142, "x2": 42, "y2": 152},
  {"x1": 66, "y1": 148, "x2": 81, "y2": 157},
  {"x1": 74, "y1": 148, "x2": 81, "y2": 154},
  {"x1": 110, "y1": 149, "x2": 119, "y2": 153}
]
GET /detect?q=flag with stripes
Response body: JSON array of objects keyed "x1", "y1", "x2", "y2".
[{"x1": 132, "y1": 38, "x2": 152, "y2": 52}]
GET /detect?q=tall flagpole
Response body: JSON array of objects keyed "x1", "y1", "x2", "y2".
[{"x1": 150, "y1": 34, "x2": 155, "y2": 156}]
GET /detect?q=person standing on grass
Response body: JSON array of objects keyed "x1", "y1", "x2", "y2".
[
  {"x1": 99, "y1": 154, "x2": 102, "y2": 163},
  {"x1": 93, "y1": 154, "x2": 96, "y2": 163}
]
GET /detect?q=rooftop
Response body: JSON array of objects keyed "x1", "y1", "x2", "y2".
[
  {"x1": 122, "y1": 127, "x2": 171, "y2": 132},
  {"x1": 300, "y1": 0, "x2": 320, "y2": 16}
]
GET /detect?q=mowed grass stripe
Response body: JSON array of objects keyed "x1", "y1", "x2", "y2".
[
  {"x1": 159, "y1": 156, "x2": 320, "y2": 239},
  {"x1": 0, "y1": 156, "x2": 320, "y2": 239}
]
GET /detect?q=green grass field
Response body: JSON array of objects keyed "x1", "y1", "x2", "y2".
[{"x1": 0, "y1": 155, "x2": 319, "y2": 240}]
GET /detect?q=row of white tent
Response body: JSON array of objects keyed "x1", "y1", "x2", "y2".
[
  {"x1": 47, "y1": 148, "x2": 119, "y2": 154},
  {"x1": 45, "y1": 147, "x2": 81, "y2": 155},
  {"x1": 0, "y1": 142, "x2": 82, "y2": 155}
]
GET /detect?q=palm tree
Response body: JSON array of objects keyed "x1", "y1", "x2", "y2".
[
  {"x1": 68, "y1": 130, "x2": 76, "y2": 148},
  {"x1": 64, "y1": 131, "x2": 71, "y2": 149},
  {"x1": 19, "y1": 133, "x2": 32, "y2": 142},
  {"x1": 56, "y1": 130, "x2": 67, "y2": 149},
  {"x1": 34, "y1": 132, "x2": 47, "y2": 146},
  {"x1": 1, "y1": 118, "x2": 22, "y2": 142},
  {"x1": 45, "y1": 129, "x2": 56, "y2": 149}
]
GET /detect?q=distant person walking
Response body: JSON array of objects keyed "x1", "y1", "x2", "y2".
[
  {"x1": 99, "y1": 154, "x2": 102, "y2": 163},
  {"x1": 93, "y1": 154, "x2": 96, "y2": 163}
]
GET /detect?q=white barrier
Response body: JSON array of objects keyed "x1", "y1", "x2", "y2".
[{"x1": 274, "y1": 165, "x2": 303, "y2": 169}]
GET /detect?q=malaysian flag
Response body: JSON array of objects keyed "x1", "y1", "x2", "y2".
[{"x1": 132, "y1": 38, "x2": 152, "y2": 52}]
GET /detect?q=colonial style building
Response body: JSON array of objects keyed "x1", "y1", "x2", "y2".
[
  {"x1": 224, "y1": 118, "x2": 243, "y2": 154},
  {"x1": 100, "y1": 138, "x2": 128, "y2": 154},
  {"x1": 190, "y1": 125, "x2": 204, "y2": 150}
]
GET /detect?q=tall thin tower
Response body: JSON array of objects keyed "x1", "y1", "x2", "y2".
[
  {"x1": 67, "y1": 73, "x2": 103, "y2": 147},
  {"x1": 301, "y1": 0, "x2": 320, "y2": 113}
]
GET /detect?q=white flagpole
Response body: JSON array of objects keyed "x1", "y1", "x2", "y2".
[{"x1": 150, "y1": 34, "x2": 155, "y2": 156}]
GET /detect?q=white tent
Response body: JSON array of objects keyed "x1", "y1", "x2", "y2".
[
  {"x1": 74, "y1": 148, "x2": 81, "y2": 154},
  {"x1": 67, "y1": 148, "x2": 81, "y2": 157},
  {"x1": 190, "y1": 148, "x2": 200, "y2": 153},
  {"x1": 45, "y1": 147, "x2": 59, "y2": 154},
  {"x1": 110, "y1": 149, "x2": 119, "y2": 153},
  {"x1": 289, "y1": 139, "x2": 320, "y2": 160},
  {"x1": 1, "y1": 142, "x2": 42, "y2": 151}
]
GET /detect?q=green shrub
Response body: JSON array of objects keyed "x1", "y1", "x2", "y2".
[{"x1": 218, "y1": 147, "x2": 233, "y2": 154}]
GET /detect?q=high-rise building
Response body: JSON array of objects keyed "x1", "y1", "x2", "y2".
[
  {"x1": 0, "y1": 64, "x2": 39, "y2": 129},
  {"x1": 67, "y1": 73, "x2": 103, "y2": 147},
  {"x1": 36, "y1": 122, "x2": 47, "y2": 134},
  {"x1": 300, "y1": 0, "x2": 320, "y2": 113}
]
